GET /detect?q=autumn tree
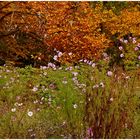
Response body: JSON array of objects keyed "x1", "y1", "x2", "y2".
[
  {"x1": 0, "y1": 2, "x2": 50, "y2": 66},
  {"x1": 1, "y1": 2, "x2": 139, "y2": 66},
  {"x1": 0, "y1": 2, "x2": 110, "y2": 65}
]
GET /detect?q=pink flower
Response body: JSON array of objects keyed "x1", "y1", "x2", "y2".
[
  {"x1": 84, "y1": 59, "x2": 87, "y2": 63},
  {"x1": 107, "y1": 71, "x2": 113, "y2": 76},
  {"x1": 119, "y1": 38, "x2": 123, "y2": 42},
  {"x1": 119, "y1": 46, "x2": 123, "y2": 50},
  {"x1": 137, "y1": 43, "x2": 140, "y2": 47},
  {"x1": 138, "y1": 55, "x2": 140, "y2": 60},
  {"x1": 134, "y1": 47, "x2": 139, "y2": 51},
  {"x1": 132, "y1": 38, "x2": 136, "y2": 44},
  {"x1": 133, "y1": 40, "x2": 136, "y2": 44},
  {"x1": 57, "y1": 51, "x2": 63, "y2": 57},
  {"x1": 87, "y1": 127, "x2": 93, "y2": 137},
  {"x1": 88, "y1": 61, "x2": 93, "y2": 65},
  {"x1": 120, "y1": 54, "x2": 124, "y2": 58}
]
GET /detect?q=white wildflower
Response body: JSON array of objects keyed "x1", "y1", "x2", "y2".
[
  {"x1": 120, "y1": 53, "x2": 124, "y2": 58},
  {"x1": 40, "y1": 102, "x2": 43, "y2": 104},
  {"x1": 72, "y1": 72, "x2": 78, "y2": 77},
  {"x1": 33, "y1": 100, "x2": 38, "y2": 104},
  {"x1": 27, "y1": 111, "x2": 33, "y2": 117},
  {"x1": 38, "y1": 57, "x2": 41, "y2": 60},
  {"x1": 82, "y1": 88, "x2": 86, "y2": 93},
  {"x1": 110, "y1": 97, "x2": 114, "y2": 102},
  {"x1": 40, "y1": 66, "x2": 47, "y2": 70},
  {"x1": 62, "y1": 80, "x2": 68, "y2": 84},
  {"x1": 103, "y1": 52, "x2": 108, "y2": 57},
  {"x1": 68, "y1": 52, "x2": 72, "y2": 56},
  {"x1": 93, "y1": 84, "x2": 99, "y2": 89},
  {"x1": 125, "y1": 76, "x2": 130, "y2": 79},
  {"x1": 73, "y1": 104, "x2": 78, "y2": 109},
  {"x1": 79, "y1": 59, "x2": 83, "y2": 62},
  {"x1": 14, "y1": 102, "x2": 19, "y2": 106},
  {"x1": 100, "y1": 82, "x2": 105, "y2": 88},
  {"x1": 48, "y1": 98, "x2": 51, "y2": 102},
  {"x1": 43, "y1": 72, "x2": 47, "y2": 76},
  {"x1": 53, "y1": 55, "x2": 58, "y2": 61},
  {"x1": 92, "y1": 63, "x2": 96, "y2": 68},
  {"x1": 6, "y1": 70, "x2": 11, "y2": 73},
  {"x1": 11, "y1": 108, "x2": 16, "y2": 112},
  {"x1": 124, "y1": 40, "x2": 128, "y2": 44},
  {"x1": 119, "y1": 46, "x2": 123, "y2": 50},
  {"x1": 18, "y1": 103, "x2": 23, "y2": 107},
  {"x1": 32, "y1": 86, "x2": 38, "y2": 92}
]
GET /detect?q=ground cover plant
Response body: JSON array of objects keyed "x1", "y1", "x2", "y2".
[{"x1": 0, "y1": 1, "x2": 140, "y2": 139}]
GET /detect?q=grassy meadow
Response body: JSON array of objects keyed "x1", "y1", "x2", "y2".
[{"x1": 0, "y1": 62, "x2": 140, "y2": 139}]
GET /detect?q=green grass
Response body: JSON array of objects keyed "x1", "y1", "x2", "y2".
[{"x1": 0, "y1": 64, "x2": 140, "y2": 138}]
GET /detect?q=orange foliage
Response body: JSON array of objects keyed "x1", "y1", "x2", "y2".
[
  {"x1": 45, "y1": 2, "x2": 108, "y2": 63},
  {"x1": 0, "y1": 2, "x2": 48, "y2": 62},
  {"x1": 100, "y1": 4, "x2": 140, "y2": 38},
  {"x1": 0, "y1": 2, "x2": 108, "y2": 64},
  {"x1": 0, "y1": 2, "x2": 140, "y2": 65}
]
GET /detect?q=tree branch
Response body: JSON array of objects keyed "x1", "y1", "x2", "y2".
[
  {"x1": 0, "y1": 11, "x2": 12, "y2": 22},
  {"x1": 0, "y1": 28, "x2": 19, "y2": 39},
  {"x1": 0, "y1": 2, "x2": 13, "y2": 11}
]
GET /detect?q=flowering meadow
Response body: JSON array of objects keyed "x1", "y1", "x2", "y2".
[
  {"x1": 0, "y1": 1, "x2": 140, "y2": 139},
  {"x1": 0, "y1": 59, "x2": 140, "y2": 138}
]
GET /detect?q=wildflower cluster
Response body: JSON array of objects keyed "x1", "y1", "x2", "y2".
[
  {"x1": 53, "y1": 49, "x2": 63, "y2": 62},
  {"x1": 106, "y1": 35, "x2": 140, "y2": 70},
  {"x1": 79, "y1": 59, "x2": 96, "y2": 68},
  {"x1": 71, "y1": 71, "x2": 87, "y2": 93}
]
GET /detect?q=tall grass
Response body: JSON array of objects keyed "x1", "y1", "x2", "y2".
[{"x1": 80, "y1": 66, "x2": 140, "y2": 138}]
